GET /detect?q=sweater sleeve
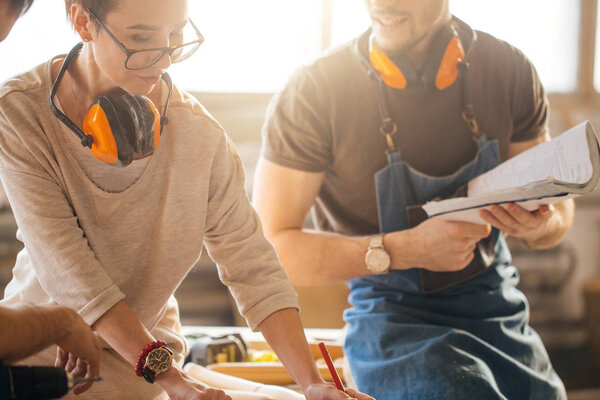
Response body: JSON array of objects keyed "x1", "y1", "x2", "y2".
[
  {"x1": 203, "y1": 133, "x2": 299, "y2": 331},
  {"x1": 0, "y1": 94, "x2": 125, "y2": 326}
]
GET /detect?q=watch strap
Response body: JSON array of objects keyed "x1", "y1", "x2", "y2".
[
  {"x1": 369, "y1": 233, "x2": 384, "y2": 249},
  {"x1": 142, "y1": 368, "x2": 157, "y2": 384},
  {"x1": 366, "y1": 233, "x2": 390, "y2": 274}
]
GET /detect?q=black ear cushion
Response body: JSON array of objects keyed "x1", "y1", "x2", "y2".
[
  {"x1": 117, "y1": 94, "x2": 157, "y2": 156},
  {"x1": 422, "y1": 24, "x2": 457, "y2": 90},
  {"x1": 93, "y1": 96, "x2": 133, "y2": 166},
  {"x1": 390, "y1": 53, "x2": 419, "y2": 86}
]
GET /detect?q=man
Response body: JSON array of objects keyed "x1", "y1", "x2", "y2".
[
  {"x1": 253, "y1": 0, "x2": 574, "y2": 399},
  {"x1": 0, "y1": 0, "x2": 102, "y2": 395},
  {"x1": 0, "y1": 304, "x2": 102, "y2": 394}
]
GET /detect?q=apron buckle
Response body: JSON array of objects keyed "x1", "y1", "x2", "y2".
[
  {"x1": 462, "y1": 109, "x2": 481, "y2": 141},
  {"x1": 379, "y1": 120, "x2": 398, "y2": 155}
]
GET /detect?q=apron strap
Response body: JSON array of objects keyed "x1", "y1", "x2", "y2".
[
  {"x1": 375, "y1": 80, "x2": 399, "y2": 156},
  {"x1": 458, "y1": 29, "x2": 481, "y2": 142},
  {"x1": 371, "y1": 22, "x2": 482, "y2": 154}
]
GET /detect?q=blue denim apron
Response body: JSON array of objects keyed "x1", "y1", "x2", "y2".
[{"x1": 344, "y1": 51, "x2": 566, "y2": 399}]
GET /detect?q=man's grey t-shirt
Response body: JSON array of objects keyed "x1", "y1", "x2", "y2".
[{"x1": 262, "y1": 26, "x2": 548, "y2": 236}]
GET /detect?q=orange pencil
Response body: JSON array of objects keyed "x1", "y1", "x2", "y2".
[{"x1": 318, "y1": 342, "x2": 345, "y2": 392}]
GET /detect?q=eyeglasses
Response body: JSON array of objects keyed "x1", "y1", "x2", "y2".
[{"x1": 87, "y1": 8, "x2": 204, "y2": 70}]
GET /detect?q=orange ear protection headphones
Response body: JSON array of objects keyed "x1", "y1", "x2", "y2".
[
  {"x1": 360, "y1": 19, "x2": 482, "y2": 154},
  {"x1": 368, "y1": 22, "x2": 471, "y2": 91},
  {"x1": 49, "y1": 42, "x2": 172, "y2": 167}
]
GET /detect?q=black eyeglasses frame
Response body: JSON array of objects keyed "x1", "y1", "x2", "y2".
[{"x1": 86, "y1": 8, "x2": 204, "y2": 70}]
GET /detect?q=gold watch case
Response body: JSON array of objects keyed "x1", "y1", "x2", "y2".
[{"x1": 145, "y1": 347, "x2": 173, "y2": 373}]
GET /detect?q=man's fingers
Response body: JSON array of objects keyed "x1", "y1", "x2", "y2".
[
  {"x1": 72, "y1": 380, "x2": 93, "y2": 395},
  {"x1": 452, "y1": 221, "x2": 491, "y2": 239},
  {"x1": 65, "y1": 352, "x2": 78, "y2": 372},
  {"x1": 533, "y1": 204, "x2": 554, "y2": 221},
  {"x1": 55, "y1": 347, "x2": 68, "y2": 368},
  {"x1": 505, "y1": 203, "x2": 539, "y2": 228},
  {"x1": 488, "y1": 205, "x2": 520, "y2": 229},
  {"x1": 460, "y1": 251, "x2": 475, "y2": 268},
  {"x1": 73, "y1": 362, "x2": 100, "y2": 395},
  {"x1": 480, "y1": 209, "x2": 515, "y2": 235},
  {"x1": 70, "y1": 358, "x2": 87, "y2": 378}
]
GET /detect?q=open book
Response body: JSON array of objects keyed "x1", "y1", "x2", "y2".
[{"x1": 422, "y1": 121, "x2": 600, "y2": 224}]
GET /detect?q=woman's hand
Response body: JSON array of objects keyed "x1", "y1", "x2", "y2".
[
  {"x1": 53, "y1": 307, "x2": 102, "y2": 395},
  {"x1": 157, "y1": 365, "x2": 232, "y2": 400},
  {"x1": 305, "y1": 381, "x2": 375, "y2": 400}
]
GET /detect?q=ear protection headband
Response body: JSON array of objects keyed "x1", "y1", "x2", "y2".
[
  {"x1": 49, "y1": 42, "x2": 172, "y2": 167},
  {"x1": 359, "y1": 19, "x2": 483, "y2": 153},
  {"x1": 369, "y1": 22, "x2": 472, "y2": 90}
]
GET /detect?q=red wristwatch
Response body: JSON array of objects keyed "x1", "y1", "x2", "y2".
[{"x1": 135, "y1": 341, "x2": 173, "y2": 384}]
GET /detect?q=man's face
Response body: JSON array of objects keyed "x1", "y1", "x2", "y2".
[
  {"x1": 363, "y1": 0, "x2": 449, "y2": 54},
  {"x1": 0, "y1": 0, "x2": 21, "y2": 42}
]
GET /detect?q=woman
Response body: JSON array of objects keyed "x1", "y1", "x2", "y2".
[{"x1": 0, "y1": 0, "x2": 374, "y2": 399}]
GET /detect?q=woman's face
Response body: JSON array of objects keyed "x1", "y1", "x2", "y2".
[{"x1": 85, "y1": 0, "x2": 188, "y2": 95}]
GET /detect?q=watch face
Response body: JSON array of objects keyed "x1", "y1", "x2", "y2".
[
  {"x1": 146, "y1": 348, "x2": 172, "y2": 373},
  {"x1": 366, "y1": 248, "x2": 391, "y2": 273}
]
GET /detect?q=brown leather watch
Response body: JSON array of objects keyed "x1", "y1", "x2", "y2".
[{"x1": 142, "y1": 345, "x2": 173, "y2": 384}]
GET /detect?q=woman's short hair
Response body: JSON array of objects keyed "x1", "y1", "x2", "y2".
[
  {"x1": 10, "y1": 0, "x2": 34, "y2": 16},
  {"x1": 64, "y1": 0, "x2": 118, "y2": 22}
]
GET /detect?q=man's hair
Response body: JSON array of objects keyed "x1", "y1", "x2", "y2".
[
  {"x1": 10, "y1": 0, "x2": 34, "y2": 16},
  {"x1": 64, "y1": 0, "x2": 118, "y2": 22}
]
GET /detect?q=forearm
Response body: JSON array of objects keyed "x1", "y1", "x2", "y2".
[
  {"x1": 92, "y1": 300, "x2": 192, "y2": 392},
  {"x1": 257, "y1": 308, "x2": 323, "y2": 391},
  {"x1": 524, "y1": 199, "x2": 575, "y2": 250},
  {"x1": 0, "y1": 304, "x2": 74, "y2": 363},
  {"x1": 269, "y1": 228, "x2": 373, "y2": 285},
  {"x1": 91, "y1": 300, "x2": 156, "y2": 366}
]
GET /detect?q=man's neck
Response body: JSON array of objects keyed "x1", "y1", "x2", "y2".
[{"x1": 405, "y1": 13, "x2": 452, "y2": 71}]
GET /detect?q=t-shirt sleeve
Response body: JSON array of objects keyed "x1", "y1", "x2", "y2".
[
  {"x1": 510, "y1": 48, "x2": 549, "y2": 142},
  {"x1": 261, "y1": 67, "x2": 332, "y2": 172},
  {"x1": 203, "y1": 133, "x2": 299, "y2": 331},
  {"x1": 0, "y1": 95, "x2": 125, "y2": 326}
]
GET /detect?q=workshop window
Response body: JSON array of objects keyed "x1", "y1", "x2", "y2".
[
  {"x1": 0, "y1": 1, "x2": 78, "y2": 84},
  {"x1": 450, "y1": 0, "x2": 579, "y2": 94},
  {"x1": 327, "y1": 0, "x2": 580, "y2": 94},
  {"x1": 0, "y1": 0, "x2": 585, "y2": 94},
  {"x1": 171, "y1": 0, "x2": 323, "y2": 93}
]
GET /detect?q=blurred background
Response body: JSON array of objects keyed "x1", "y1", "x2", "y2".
[{"x1": 1, "y1": 0, "x2": 600, "y2": 397}]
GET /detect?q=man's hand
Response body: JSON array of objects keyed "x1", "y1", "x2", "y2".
[
  {"x1": 387, "y1": 217, "x2": 491, "y2": 272},
  {"x1": 479, "y1": 203, "x2": 554, "y2": 245},
  {"x1": 53, "y1": 307, "x2": 102, "y2": 395},
  {"x1": 305, "y1": 381, "x2": 375, "y2": 400}
]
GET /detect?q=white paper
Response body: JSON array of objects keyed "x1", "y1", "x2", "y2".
[
  {"x1": 468, "y1": 123, "x2": 592, "y2": 197},
  {"x1": 422, "y1": 121, "x2": 599, "y2": 223}
]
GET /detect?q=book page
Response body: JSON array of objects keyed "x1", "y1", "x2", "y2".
[{"x1": 468, "y1": 123, "x2": 593, "y2": 197}]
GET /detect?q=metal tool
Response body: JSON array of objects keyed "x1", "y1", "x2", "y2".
[{"x1": 185, "y1": 333, "x2": 247, "y2": 366}]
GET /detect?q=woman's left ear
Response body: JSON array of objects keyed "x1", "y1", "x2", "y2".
[{"x1": 70, "y1": 5, "x2": 93, "y2": 42}]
